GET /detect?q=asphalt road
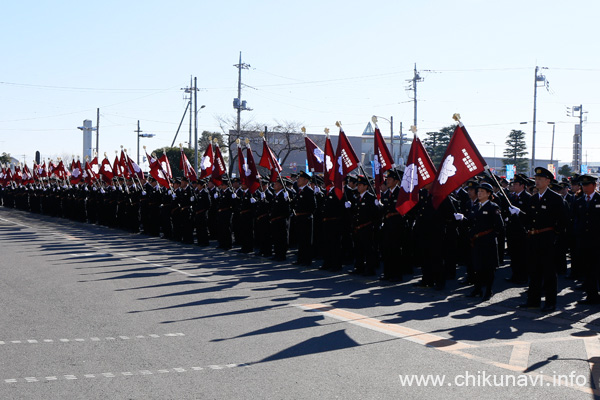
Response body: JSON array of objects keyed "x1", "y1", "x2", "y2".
[{"x1": 1, "y1": 207, "x2": 600, "y2": 399}]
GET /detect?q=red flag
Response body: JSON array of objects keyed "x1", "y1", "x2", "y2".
[
  {"x1": 70, "y1": 160, "x2": 83, "y2": 184},
  {"x1": 48, "y1": 161, "x2": 56, "y2": 177},
  {"x1": 90, "y1": 157, "x2": 100, "y2": 179},
  {"x1": 333, "y1": 128, "x2": 360, "y2": 200},
  {"x1": 112, "y1": 156, "x2": 123, "y2": 178},
  {"x1": 124, "y1": 152, "x2": 144, "y2": 181},
  {"x1": 158, "y1": 153, "x2": 172, "y2": 180},
  {"x1": 99, "y1": 156, "x2": 114, "y2": 183},
  {"x1": 258, "y1": 139, "x2": 282, "y2": 183},
  {"x1": 323, "y1": 135, "x2": 335, "y2": 190},
  {"x1": 149, "y1": 160, "x2": 171, "y2": 189},
  {"x1": 430, "y1": 124, "x2": 487, "y2": 209},
  {"x1": 211, "y1": 145, "x2": 227, "y2": 186},
  {"x1": 145, "y1": 150, "x2": 157, "y2": 167},
  {"x1": 22, "y1": 164, "x2": 34, "y2": 184},
  {"x1": 40, "y1": 161, "x2": 48, "y2": 178},
  {"x1": 0, "y1": 166, "x2": 6, "y2": 187},
  {"x1": 179, "y1": 148, "x2": 198, "y2": 181},
  {"x1": 119, "y1": 150, "x2": 131, "y2": 179},
  {"x1": 4, "y1": 167, "x2": 13, "y2": 186},
  {"x1": 13, "y1": 165, "x2": 23, "y2": 184},
  {"x1": 305, "y1": 136, "x2": 324, "y2": 173},
  {"x1": 54, "y1": 160, "x2": 70, "y2": 180},
  {"x1": 199, "y1": 144, "x2": 214, "y2": 179},
  {"x1": 245, "y1": 145, "x2": 261, "y2": 193},
  {"x1": 396, "y1": 135, "x2": 437, "y2": 215},
  {"x1": 373, "y1": 127, "x2": 395, "y2": 200}
]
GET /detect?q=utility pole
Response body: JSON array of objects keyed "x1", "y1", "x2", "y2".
[
  {"x1": 183, "y1": 76, "x2": 194, "y2": 149},
  {"x1": 194, "y1": 76, "x2": 198, "y2": 172},
  {"x1": 406, "y1": 64, "x2": 424, "y2": 129},
  {"x1": 96, "y1": 108, "x2": 100, "y2": 156},
  {"x1": 136, "y1": 120, "x2": 142, "y2": 165},
  {"x1": 568, "y1": 104, "x2": 586, "y2": 173},
  {"x1": 233, "y1": 52, "x2": 252, "y2": 140},
  {"x1": 531, "y1": 66, "x2": 548, "y2": 175}
]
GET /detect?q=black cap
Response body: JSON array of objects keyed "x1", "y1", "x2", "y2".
[
  {"x1": 346, "y1": 174, "x2": 358, "y2": 184},
  {"x1": 174, "y1": 178, "x2": 181, "y2": 184},
  {"x1": 465, "y1": 180, "x2": 478, "y2": 190},
  {"x1": 356, "y1": 175, "x2": 369, "y2": 186},
  {"x1": 290, "y1": 173, "x2": 299, "y2": 178},
  {"x1": 231, "y1": 177, "x2": 240, "y2": 183},
  {"x1": 181, "y1": 176, "x2": 189, "y2": 182},
  {"x1": 513, "y1": 174, "x2": 528, "y2": 185},
  {"x1": 298, "y1": 171, "x2": 311, "y2": 180},
  {"x1": 478, "y1": 182, "x2": 494, "y2": 193},
  {"x1": 580, "y1": 174, "x2": 598, "y2": 186},
  {"x1": 386, "y1": 169, "x2": 400, "y2": 180},
  {"x1": 534, "y1": 167, "x2": 553, "y2": 179}
]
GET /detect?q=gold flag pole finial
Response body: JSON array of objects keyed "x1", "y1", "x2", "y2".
[
  {"x1": 259, "y1": 131, "x2": 264, "y2": 139},
  {"x1": 213, "y1": 138, "x2": 219, "y2": 144},
  {"x1": 324, "y1": 127, "x2": 330, "y2": 138},
  {"x1": 452, "y1": 113, "x2": 461, "y2": 122},
  {"x1": 301, "y1": 126, "x2": 306, "y2": 137},
  {"x1": 236, "y1": 138, "x2": 241, "y2": 146},
  {"x1": 245, "y1": 138, "x2": 250, "y2": 145},
  {"x1": 410, "y1": 125, "x2": 417, "y2": 134},
  {"x1": 371, "y1": 116, "x2": 378, "y2": 124},
  {"x1": 335, "y1": 121, "x2": 342, "y2": 128}
]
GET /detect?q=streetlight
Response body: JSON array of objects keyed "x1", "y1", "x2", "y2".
[
  {"x1": 547, "y1": 122, "x2": 555, "y2": 169},
  {"x1": 371, "y1": 115, "x2": 395, "y2": 161},
  {"x1": 486, "y1": 142, "x2": 496, "y2": 172},
  {"x1": 136, "y1": 120, "x2": 155, "y2": 165},
  {"x1": 194, "y1": 104, "x2": 206, "y2": 173}
]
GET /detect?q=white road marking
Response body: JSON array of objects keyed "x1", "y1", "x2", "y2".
[
  {"x1": 0, "y1": 333, "x2": 184, "y2": 345},
  {"x1": 3, "y1": 363, "x2": 248, "y2": 384}
]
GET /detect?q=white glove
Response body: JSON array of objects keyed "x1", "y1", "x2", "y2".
[
  {"x1": 283, "y1": 192, "x2": 289, "y2": 200},
  {"x1": 454, "y1": 213, "x2": 465, "y2": 221},
  {"x1": 62, "y1": 185, "x2": 67, "y2": 189},
  {"x1": 92, "y1": 187, "x2": 97, "y2": 191},
  {"x1": 375, "y1": 199, "x2": 381, "y2": 206},
  {"x1": 100, "y1": 188, "x2": 105, "y2": 194},
  {"x1": 250, "y1": 197, "x2": 257, "y2": 204},
  {"x1": 190, "y1": 196, "x2": 195, "y2": 202},
  {"x1": 260, "y1": 192, "x2": 266, "y2": 200},
  {"x1": 167, "y1": 190, "x2": 172, "y2": 195},
  {"x1": 509, "y1": 206, "x2": 521, "y2": 215},
  {"x1": 314, "y1": 187, "x2": 320, "y2": 194},
  {"x1": 25, "y1": 187, "x2": 28, "y2": 191},
  {"x1": 171, "y1": 193, "x2": 176, "y2": 199},
  {"x1": 43, "y1": 188, "x2": 47, "y2": 192},
  {"x1": 231, "y1": 193, "x2": 237, "y2": 199},
  {"x1": 214, "y1": 193, "x2": 219, "y2": 199},
  {"x1": 344, "y1": 201, "x2": 352, "y2": 208},
  {"x1": 142, "y1": 190, "x2": 147, "y2": 196}
]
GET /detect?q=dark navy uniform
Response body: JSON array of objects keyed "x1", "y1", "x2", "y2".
[
  {"x1": 522, "y1": 168, "x2": 569, "y2": 310},
  {"x1": 292, "y1": 177, "x2": 316, "y2": 266},
  {"x1": 468, "y1": 194, "x2": 504, "y2": 299},
  {"x1": 350, "y1": 179, "x2": 380, "y2": 276},
  {"x1": 270, "y1": 188, "x2": 291, "y2": 261},
  {"x1": 506, "y1": 179, "x2": 531, "y2": 284},
  {"x1": 573, "y1": 176, "x2": 600, "y2": 304}
]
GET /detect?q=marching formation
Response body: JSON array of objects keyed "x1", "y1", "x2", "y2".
[{"x1": 0, "y1": 118, "x2": 598, "y2": 314}]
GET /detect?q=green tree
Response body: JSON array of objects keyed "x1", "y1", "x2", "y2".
[
  {"x1": 558, "y1": 164, "x2": 572, "y2": 178},
  {"x1": 150, "y1": 146, "x2": 195, "y2": 179},
  {"x1": 502, "y1": 129, "x2": 528, "y2": 173},
  {"x1": 198, "y1": 131, "x2": 225, "y2": 154},
  {"x1": 0, "y1": 152, "x2": 11, "y2": 164},
  {"x1": 423, "y1": 125, "x2": 456, "y2": 167}
]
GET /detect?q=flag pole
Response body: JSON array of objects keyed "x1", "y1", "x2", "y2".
[{"x1": 336, "y1": 121, "x2": 376, "y2": 195}]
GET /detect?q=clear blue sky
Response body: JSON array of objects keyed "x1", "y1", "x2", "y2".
[{"x1": 1, "y1": 0, "x2": 599, "y2": 169}]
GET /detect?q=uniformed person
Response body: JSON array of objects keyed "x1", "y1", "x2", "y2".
[
  {"x1": 292, "y1": 171, "x2": 316, "y2": 266},
  {"x1": 573, "y1": 174, "x2": 600, "y2": 304},
  {"x1": 215, "y1": 177, "x2": 234, "y2": 250},
  {"x1": 270, "y1": 179, "x2": 291, "y2": 261},
  {"x1": 459, "y1": 183, "x2": 504, "y2": 301},
  {"x1": 237, "y1": 181, "x2": 256, "y2": 253},
  {"x1": 193, "y1": 179, "x2": 211, "y2": 246},
  {"x1": 380, "y1": 169, "x2": 402, "y2": 281},
  {"x1": 348, "y1": 175, "x2": 380, "y2": 276},
  {"x1": 505, "y1": 174, "x2": 531, "y2": 284},
  {"x1": 512, "y1": 167, "x2": 569, "y2": 312}
]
